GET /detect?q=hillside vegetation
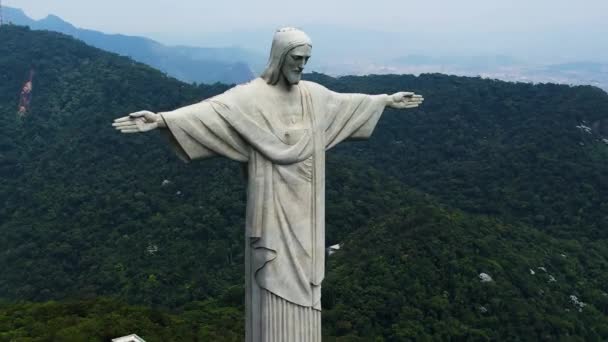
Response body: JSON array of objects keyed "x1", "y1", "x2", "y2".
[{"x1": 1, "y1": 25, "x2": 608, "y2": 341}]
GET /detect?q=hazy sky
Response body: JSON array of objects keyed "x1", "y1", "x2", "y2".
[{"x1": 4, "y1": 0, "x2": 608, "y2": 62}]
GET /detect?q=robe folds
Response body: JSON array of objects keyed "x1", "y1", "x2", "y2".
[{"x1": 161, "y1": 77, "x2": 387, "y2": 339}]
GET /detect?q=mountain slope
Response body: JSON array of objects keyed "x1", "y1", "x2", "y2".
[
  {"x1": 3, "y1": 7, "x2": 258, "y2": 84},
  {"x1": 323, "y1": 196, "x2": 608, "y2": 340},
  {"x1": 306, "y1": 73, "x2": 608, "y2": 240},
  {"x1": 1, "y1": 26, "x2": 608, "y2": 340},
  {"x1": 1, "y1": 25, "x2": 240, "y2": 306}
]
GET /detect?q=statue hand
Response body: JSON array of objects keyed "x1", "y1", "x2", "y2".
[
  {"x1": 388, "y1": 92, "x2": 424, "y2": 109},
  {"x1": 112, "y1": 110, "x2": 165, "y2": 133}
]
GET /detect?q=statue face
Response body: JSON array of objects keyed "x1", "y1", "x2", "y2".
[{"x1": 281, "y1": 45, "x2": 311, "y2": 85}]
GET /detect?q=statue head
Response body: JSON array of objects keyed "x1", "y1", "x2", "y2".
[{"x1": 261, "y1": 27, "x2": 312, "y2": 85}]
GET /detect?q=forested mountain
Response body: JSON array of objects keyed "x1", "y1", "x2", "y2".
[
  {"x1": 306, "y1": 73, "x2": 608, "y2": 241},
  {"x1": 1, "y1": 25, "x2": 608, "y2": 341},
  {"x1": 3, "y1": 7, "x2": 258, "y2": 84}
]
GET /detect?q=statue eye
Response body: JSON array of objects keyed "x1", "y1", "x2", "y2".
[{"x1": 290, "y1": 55, "x2": 310, "y2": 64}]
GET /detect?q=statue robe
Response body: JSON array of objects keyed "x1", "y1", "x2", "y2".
[{"x1": 161, "y1": 77, "x2": 388, "y2": 341}]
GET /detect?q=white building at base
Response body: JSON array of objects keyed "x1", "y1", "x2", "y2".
[{"x1": 112, "y1": 334, "x2": 146, "y2": 342}]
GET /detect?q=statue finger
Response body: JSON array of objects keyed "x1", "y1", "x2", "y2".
[
  {"x1": 112, "y1": 121, "x2": 137, "y2": 128},
  {"x1": 113, "y1": 116, "x2": 132, "y2": 123},
  {"x1": 121, "y1": 128, "x2": 141, "y2": 133},
  {"x1": 116, "y1": 125, "x2": 138, "y2": 132},
  {"x1": 114, "y1": 120, "x2": 138, "y2": 126}
]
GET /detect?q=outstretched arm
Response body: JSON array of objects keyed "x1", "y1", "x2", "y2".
[
  {"x1": 112, "y1": 110, "x2": 166, "y2": 133},
  {"x1": 316, "y1": 84, "x2": 424, "y2": 150},
  {"x1": 112, "y1": 102, "x2": 249, "y2": 163}
]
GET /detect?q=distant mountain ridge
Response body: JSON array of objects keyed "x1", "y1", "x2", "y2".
[{"x1": 3, "y1": 6, "x2": 259, "y2": 85}]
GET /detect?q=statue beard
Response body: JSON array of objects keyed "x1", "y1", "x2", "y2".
[{"x1": 283, "y1": 70, "x2": 302, "y2": 85}]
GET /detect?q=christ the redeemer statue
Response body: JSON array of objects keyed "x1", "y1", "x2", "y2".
[{"x1": 113, "y1": 27, "x2": 423, "y2": 342}]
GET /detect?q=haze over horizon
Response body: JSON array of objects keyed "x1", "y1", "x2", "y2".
[{"x1": 4, "y1": 0, "x2": 608, "y2": 64}]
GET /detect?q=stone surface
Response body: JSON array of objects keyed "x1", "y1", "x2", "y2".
[
  {"x1": 479, "y1": 273, "x2": 493, "y2": 282},
  {"x1": 112, "y1": 27, "x2": 423, "y2": 342},
  {"x1": 327, "y1": 244, "x2": 341, "y2": 256},
  {"x1": 112, "y1": 334, "x2": 146, "y2": 342}
]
